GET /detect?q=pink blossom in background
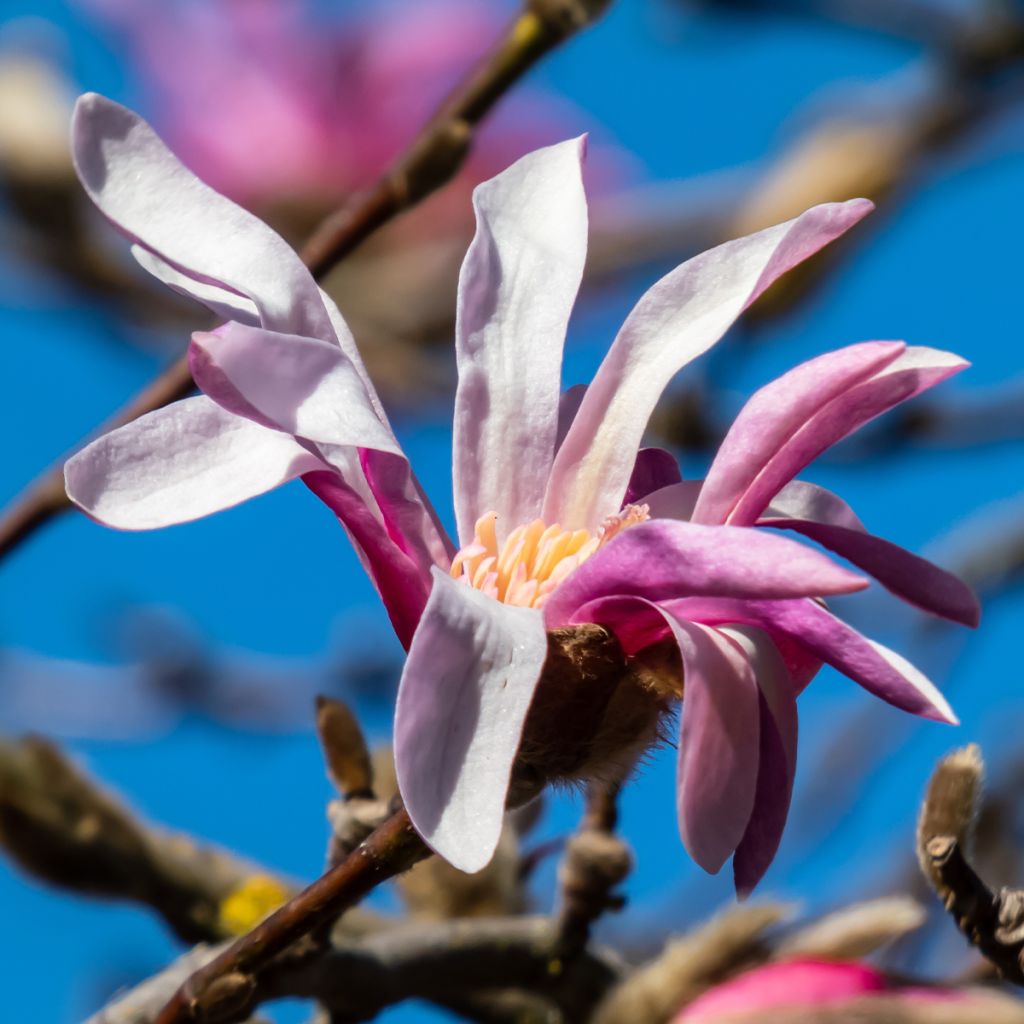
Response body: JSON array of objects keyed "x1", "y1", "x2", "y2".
[
  {"x1": 75, "y1": 0, "x2": 581, "y2": 206},
  {"x1": 65, "y1": 95, "x2": 977, "y2": 892},
  {"x1": 676, "y1": 958, "x2": 981, "y2": 1021}
]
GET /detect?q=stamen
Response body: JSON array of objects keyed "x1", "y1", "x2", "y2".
[{"x1": 452, "y1": 504, "x2": 650, "y2": 609}]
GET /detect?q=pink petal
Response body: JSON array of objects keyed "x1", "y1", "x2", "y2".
[
  {"x1": 64, "y1": 396, "x2": 324, "y2": 529},
  {"x1": 542, "y1": 520, "x2": 868, "y2": 629},
  {"x1": 728, "y1": 347, "x2": 969, "y2": 526},
  {"x1": 189, "y1": 323, "x2": 398, "y2": 452},
  {"x1": 544, "y1": 200, "x2": 874, "y2": 531},
  {"x1": 624, "y1": 448, "x2": 683, "y2": 506},
  {"x1": 669, "y1": 618, "x2": 761, "y2": 873},
  {"x1": 721, "y1": 626, "x2": 799, "y2": 895},
  {"x1": 760, "y1": 516, "x2": 979, "y2": 628},
  {"x1": 679, "y1": 960, "x2": 888, "y2": 1021},
  {"x1": 394, "y1": 570, "x2": 549, "y2": 872},
  {"x1": 72, "y1": 93, "x2": 333, "y2": 339},
  {"x1": 662, "y1": 596, "x2": 957, "y2": 724},
  {"x1": 191, "y1": 324, "x2": 452, "y2": 581},
  {"x1": 692, "y1": 342, "x2": 906, "y2": 526},
  {"x1": 452, "y1": 138, "x2": 588, "y2": 545}
]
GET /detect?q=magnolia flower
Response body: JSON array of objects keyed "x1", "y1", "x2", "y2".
[
  {"x1": 65, "y1": 94, "x2": 976, "y2": 891},
  {"x1": 675, "y1": 959, "x2": 1014, "y2": 1021}
]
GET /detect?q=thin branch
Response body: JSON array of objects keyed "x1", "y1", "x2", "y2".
[
  {"x1": 152, "y1": 806, "x2": 429, "y2": 1024},
  {"x1": 0, "y1": 0, "x2": 612, "y2": 564}
]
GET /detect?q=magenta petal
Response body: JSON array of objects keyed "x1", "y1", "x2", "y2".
[
  {"x1": 542, "y1": 520, "x2": 867, "y2": 629},
  {"x1": 669, "y1": 618, "x2": 760, "y2": 873},
  {"x1": 624, "y1": 448, "x2": 683, "y2": 506},
  {"x1": 394, "y1": 570, "x2": 549, "y2": 872},
  {"x1": 692, "y1": 342, "x2": 906, "y2": 526},
  {"x1": 545, "y1": 199, "x2": 873, "y2": 531},
  {"x1": 65, "y1": 396, "x2": 324, "y2": 529},
  {"x1": 761, "y1": 518, "x2": 980, "y2": 627},
  {"x1": 452, "y1": 138, "x2": 588, "y2": 545},
  {"x1": 303, "y1": 471, "x2": 431, "y2": 650},
  {"x1": 72, "y1": 94, "x2": 333, "y2": 339},
  {"x1": 728, "y1": 347, "x2": 969, "y2": 525},
  {"x1": 721, "y1": 626, "x2": 798, "y2": 895},
  {"x1": 663, "y1": 596, "x2": 957, "y2": 724}
]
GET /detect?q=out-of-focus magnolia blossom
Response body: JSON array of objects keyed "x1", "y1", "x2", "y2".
[
  {"x1": 65, "y1": 94, "x2": 977, "y2": 891},
  {"x1": 675, "y1": 959, "x2": 1008, "y2": 1021},
  {"x1": 76, "y1": 0, "x2": 564, "y2": 207}
]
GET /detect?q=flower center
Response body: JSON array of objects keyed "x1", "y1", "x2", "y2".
[{"x1": 451, "y1": 504, "x2": 650, "y2": 609}]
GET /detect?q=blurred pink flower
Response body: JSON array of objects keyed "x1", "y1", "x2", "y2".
[
  {"x1": 76, "y1": 0, "x2": 571, "y2": 205},
  {"x1": 676, "y1": 959, "x2": 979, "y2": 1021},
  {"x1": 65, "y1": 95, "x2": 975, "y2": 890}
]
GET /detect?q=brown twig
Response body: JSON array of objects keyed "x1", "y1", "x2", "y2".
[
  {"x1": 0, "y1": 0, "x2": 612, "y2": 565},
  {"x1": 553, "y1": 781, "x2": 632, "y2": 962},
  {"x1": 153, "y1": 806, "x2": 429, "y2": 1024},
  {"x1": 917, "y1": 745, "x2": 1024, "y2": 985}
]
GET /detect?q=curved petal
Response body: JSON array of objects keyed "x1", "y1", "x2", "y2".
[
  {"x1": 624, "y1": 448, "x2": 683, "y2": 506},
  {"x1": 556, "y1": 383, "x2": 588, "y2": 448},
  {"x1": 692, "y1": 342, "x2": 906, "y2": 526},
  {"x1": 394, "y1": 570, "x2": 549, "y2": 872},
  {"x1": 662, "y1": 596, "x2": 957, "y2": 724},
  {"x1": 544, "y1": 199, "x2": 874, "y2": 530},
  {"x1": 72, "y1": 93, "x2": 333, "y2": 339},
  {"x1": 761, "y1": 519, "x2": 979, "y2": 627},
  {"x1": 453, "y1": 137, "x2": 588, "y2": 545},
  {"x1": 65, "y1": 396, "x2": 324, "y2": 529},
  {"x1": 670, "y1": 618, "x2": 760, "y2": 873},
  {"x1": 728, "y1": 347, "x2": 969, "y2": 525},
  {"x1": 542, "y1": 520, "x2": 868, "y2": 629},
  {"x1": 721, "y1": 626, "x2": 798, "y2": 895},
  {"x1": 131, "y1": 245, "x2": 260, "y2": 325},
  {"x1": 189, "y1": 324, "x2": 399, "y2": 452}
]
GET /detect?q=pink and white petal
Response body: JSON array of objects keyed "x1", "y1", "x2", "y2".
[
  {"x1": 453, "y1": 138, "x2": 588, "y2": 545},
  {"x1": 624, "y1": 448, "x2": 683, "y2": 507},
  {"x1": 760, "y1": 518, "x2": 980, "y2": 627},
  {"x1": 669, "y1": 618, "x2": 761, "y2": 873},
  {"x1": 394, "y1": 569, "x2": 549, "y2": 872},
  {"x1": 542, "y1": 520, "x2": 867, "y2": 629},
  {"x1": 569, "y1": 594, "x2": 674, "y2": 655},
  {"x1": 190, "y1": 324, "x2": 453, "y2": 574},
  {"x1": 662, "y1": 596, "x2": 957, "y2": 724},
  {"x1": 131, "y1": 245, "x2": 260, "y2": 325},
  {"x1": 72, "y1": 93, "x2": 332, "y2": 339},
  {"x1": 692, "y1": 342, "x2": 906, "y2": 526},
  {"x1": 189, "y1": 323, "x2": 399, "y2": 453},
  {"x1": 303, "y1": 471, "x2": 432, "y2": 650},
  {"x1": 545, "y1": 200, "x2": 874, "y2": 531},
  {"x1": 65, "y1": 396, "x2": 324, "y2": 529},
  {"x1": 643, "y1": 480, "x2": 706, "y2": 523},
  {"x1": 719, "y1": 626, "x2": 798, "y2": 895},
  {"x1": 728, "y1": 347, "x2": 969, "y2": 525}
]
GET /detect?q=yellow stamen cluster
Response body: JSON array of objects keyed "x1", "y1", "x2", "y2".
[{"x1": 451, "y1": 504, "x2": 650, "y2": 610}]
